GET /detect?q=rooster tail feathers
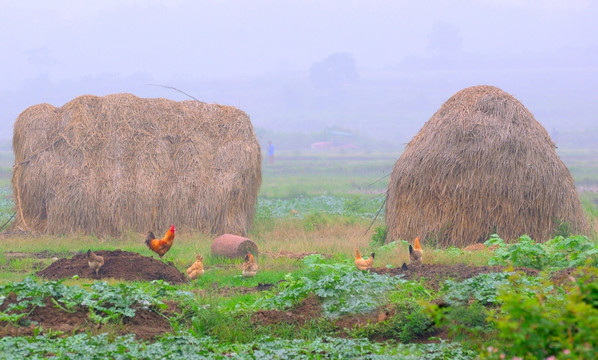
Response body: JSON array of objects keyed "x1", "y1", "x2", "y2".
[
  {"x1": 145, "y1": 231, "x2": 156, "y2": 246},
  {"x1": 414, "y1": 237, "x2": 422, "y2": 250},
  {"x1": 401, "y1": 262, "x2": 408, "y2": 270},
  {"x1": 370, "y1": 253, "x2": 375, "y2": 259},
  {"x1": 409, "y1": 244, "x2": 413, "y2": 254}
]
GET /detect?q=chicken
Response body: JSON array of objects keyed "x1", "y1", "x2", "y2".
[
  {"x1": 409, "y1": 237, "x2": 423, "y2": 266},
  {"x1": 145, "y1": 225, "x2": 175, "y2": 258},
  {"x1": 186, "y1": 254, "x2": 205, "y2": 279},
  {"x1": 354, "y1": 248, "x2": 375, "y2": 271},
  {"x1": 242, "y1": 252, "x2": 258, "y2": 277},
  {"x1": 87, "y1": 250, "x2": 104, "y2": 277}
]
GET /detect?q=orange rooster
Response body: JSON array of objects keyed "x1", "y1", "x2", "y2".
[
  {"x1": 354, "y1": 248, "x2": 375, "y2": 271},
  {"x1": 242, "y1": 252, "x2": 258, "y2": 277},
  {"x1": 409, "y1": 237, "x2": 423, "y2": 266},
  {"x1": 186, "y1": 254, "x2": 205, "y2": 280},
  {"x1": 145, "y1": 225, "x2": 175, "y2": 258}
]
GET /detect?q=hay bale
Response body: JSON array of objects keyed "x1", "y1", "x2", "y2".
[
  {"x1": 12, "y1": 93, "x2": 261, "y2": 236},
  {"x1": 211, "y1": 233, "x2": 258, "y2": 258},
  {"x1": 385, "y1": 85, "x2": 589, "y2": 247}
]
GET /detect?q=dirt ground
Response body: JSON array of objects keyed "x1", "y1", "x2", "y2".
[
  {"x1": 4, "y1": 253, "x2": 544, "y2": 342},
  {"x1": 0, "y1": 292, "x2": 173, "y2": 339},
  {"x1": 371, "y1": 263, "x2": 540, "y2": 290},
  {"x1": 36, "y1": 249, "x2": 189, "y2": 284},
  {"x1": 251, "y1": 263, "x2": 542, "y2": 343}
]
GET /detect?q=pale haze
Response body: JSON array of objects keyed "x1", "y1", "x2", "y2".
[{"x1": 1, "y1": 0, "x2": 597, "y2": 148}]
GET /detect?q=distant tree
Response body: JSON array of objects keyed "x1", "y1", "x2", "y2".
[{"x1": 309, "y1": 53, "x2": 358, "y2": 88}]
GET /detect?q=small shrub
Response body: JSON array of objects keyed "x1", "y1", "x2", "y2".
[
  {"x1": 343, "y1": 195, "x2": 366, "y2": 214},
  {"x1": 370, "y1": 226, "x2": 387, "y2": 248},
  {"x1": 439, "y1": 302, "x2": 492, "y2": 341},
  {"x1": 485, "y1": 268, "x2": 598, "y2": 359},
  {"x1": 351, "y1": 303, "x2": 436, "y2": 343},
  {"x1": 552, "y1": 218, "x2": 572, "y2": 238}
]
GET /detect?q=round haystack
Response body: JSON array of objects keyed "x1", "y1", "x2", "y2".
[
  {"x1": 385, "y1": 85, "x2": 589, "y2": 247},
  {"x1": 12, "y1": 93, "x2": 261, "y2": 236},
  {"x1": 211, "y1": 233, "x2": 258, "y2": 258}
]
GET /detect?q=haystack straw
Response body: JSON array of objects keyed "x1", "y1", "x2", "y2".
[
  {"x1": 12, "y1": 93, "x2": 261, "y2": 237},
  {"x1": 385, "y1": 85, "x2": 589, "y2": 247}
]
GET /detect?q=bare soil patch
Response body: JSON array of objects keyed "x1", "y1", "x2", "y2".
[
  {"x1": 252, "y1": 295, "x2": 322, "y2": 326},
  {"x1": 372, "y1": 263, "x2": 540, "y2": 289},
  {"x1": 0, "y1": 293, "x2": 172, "y2": 340},
  {"x1": 0, "y1": 293, "x2": 90, "y2": 337},
  {"x1": 36, "y1": 249, "x2": 189, "y2": 284}
]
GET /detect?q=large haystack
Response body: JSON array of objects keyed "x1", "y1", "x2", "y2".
[
  {"x1": 385, "y1": 85, "x2": 589, "y2": 247},
  {"x1": 12, "y1": 93, "x2": 261, "y2": 236}
]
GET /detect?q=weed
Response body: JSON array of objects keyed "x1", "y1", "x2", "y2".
[
  {"x1": 351, "y1": 302, "x2": 436, "y2": 343},
  {"x1": 370, "y1": 225, "x2": 387, "y2": 248}
]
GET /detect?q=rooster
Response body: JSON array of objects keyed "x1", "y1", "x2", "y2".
[
  {"x1": 87, "y1": 250, "x2": 104, "y2": 277},
  {"x1": 354, "y1": 248, "x2": 375, "y2": 271},
  {"x1": 242, "y1": 252, "x2": 258, "y2": 277},
  {"x1": 409, "y1": 237, "x2": 423, "y2": 266},
  {"x1": 145, "y1": 225, "x2": 175, "y2": 258},
  {"x1": 186, "y1": 254, "x2": 205, "y2": 280}
]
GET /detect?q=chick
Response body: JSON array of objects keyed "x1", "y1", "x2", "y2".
[
  {"x1": 242, "y1": 253, "x2": 258, "y2": 277},
  {"x1": 354, "y1": 248, "x2": 375, "y2": 271},
  {"x1": 409, "y1": 237, "x2": 423, "y2": 266},
  {"x1": 186, "y1": 254, "x2": 205, "y2": 280},
  {"x1": 86, "y1": 250, "x2": 104, "y2": 277}
]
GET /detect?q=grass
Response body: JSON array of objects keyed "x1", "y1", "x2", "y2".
[
  {"x1": 259, "y1": 150, "x2": 397, "y2": 197},
  {"x1": 0, "y1": 148, "x2": 596, "y2": 281},
  {"x1": 0, "y1": 149, "x2": 597, "y2": 359}
]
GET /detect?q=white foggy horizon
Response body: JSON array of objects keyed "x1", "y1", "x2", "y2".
[{"x1": 1, "y1": 0, "x2": 597, "y2": 147}]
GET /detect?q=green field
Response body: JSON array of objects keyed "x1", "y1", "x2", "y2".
[{"x1": 0, "y1": 149, "x2": 597, "y2": 359}]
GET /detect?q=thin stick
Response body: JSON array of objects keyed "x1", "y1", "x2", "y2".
[
  {"x1": 148, "y1": 84, "x2": 201, "y2": 102},
  {"x1": 364, "y1": 193, "x2": 388, "y2": 236},
  {"x1": 366, "y1": 172, "x2": 391, "y2": 187},
  {"x1": 0, "y1": 212, "x2": 16, "y2": 233}
]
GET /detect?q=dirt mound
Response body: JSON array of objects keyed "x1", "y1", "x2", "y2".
[
  {"x1": 0, "y1": 293, "x2": 171, "y2": 340},
  {"x1": 36, "y1": 249, "x2": 188, "y2": 284},
  {"x1": 372, "y1": 263, "x2": 540, "y2": 289},
  {"x1": 252, "y1": 295, "x2": 322, "y2": 326}
]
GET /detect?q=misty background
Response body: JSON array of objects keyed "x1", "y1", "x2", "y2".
[{"x1": 1, "y1": 0, "x2": 597, "y2": 151}]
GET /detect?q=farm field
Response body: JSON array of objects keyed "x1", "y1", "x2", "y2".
[{"x1": 0, "y1": 149, "x2": 598, "y2": 359}]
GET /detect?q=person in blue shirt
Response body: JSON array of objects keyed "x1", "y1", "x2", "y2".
[{"x1": 267, "y1": 140, "x2": 275, "y2": 164}]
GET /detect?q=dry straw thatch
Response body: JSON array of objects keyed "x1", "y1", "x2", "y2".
[
  {"x1": 12, "y1": 93, "x2": 261, "y2": 237},
  {"x1": 385, "y1": 85, "x2": 589, "y2": 247}
]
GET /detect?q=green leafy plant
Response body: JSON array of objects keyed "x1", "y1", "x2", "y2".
[
  {"x1": 443, "y1": 272, "x2": 539, "y2": 306},
  {"x1": 435, "y1": 302, "x2": 492, "y2": 341},
  {"x1": 483, "y1": 268, "x2": 598, "y2": 360},
  {"x1": 485, "y1": 234, "x2": 598, "y2": 270},
  {"x1": 263, "y1": 255, "x2": 402, "y2": 317},
  {"x1": 0, "y1": 277, "x2": 188, "y2": 325},
  {"x1": 370, "y1": 226, "x2": 387, "y2": 248},
  {"x1": 0, "y1": 331, "x2": 476, "y2": 360}
]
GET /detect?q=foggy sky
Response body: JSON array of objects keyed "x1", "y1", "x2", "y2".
[{"x1": 1, "y1": 0, "x2": 597, "y2": 143}]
